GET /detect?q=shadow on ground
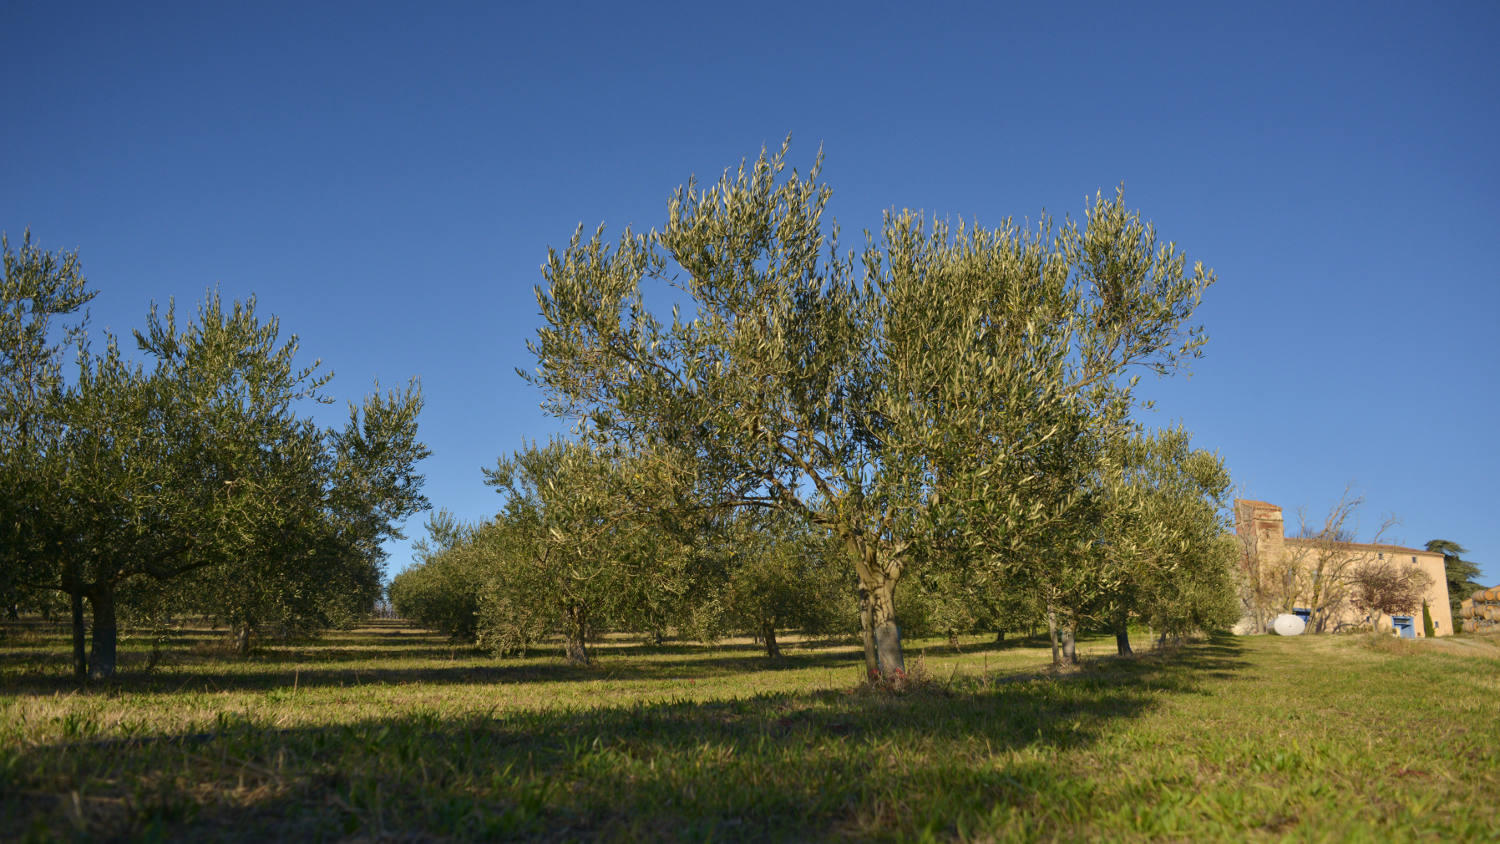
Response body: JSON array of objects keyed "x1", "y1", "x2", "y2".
[
  {"x1": 2, "y1": 638, "x2": 1248, "y2": 841},
  {"x1": 0, "y1": 644, "x2": 879, "y2": 695},
  {"x1": 0, "y1": 620, "x2": 1069, "y2": 696}
]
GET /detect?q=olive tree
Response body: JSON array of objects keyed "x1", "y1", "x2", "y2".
[
  {"x1": 716, "y1": 509, "x2": 853, "y2": 658},
  {"x1": 526, "y1": 142, "x2": 1215, "y2": 678},
  {"x1": 480, "y1": 439, "x2": 692, "y2": 664},
  {"x1": 1093, "y1": 427, "x2": 1238, "y2": 653},
  {"x1": 7, "y1": 284, "x2": 429, "y2": 677},
  {"x1": 124, "y1": 296, "x2": 429, "y2": 659},
  {"x1": 0, "y1": 232, "x2": 95, "y2": 663},
  {"x1": 389, "y1": 510, "x2": 483, "y2": 640}
]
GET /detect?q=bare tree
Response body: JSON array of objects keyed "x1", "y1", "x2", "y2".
[
  {"x1": 1349, "y1": 560, "x2": 1432, "y2": 634},
  {"x1": 1282, "y1": 490, "x2": 1398, "y2": 633}
]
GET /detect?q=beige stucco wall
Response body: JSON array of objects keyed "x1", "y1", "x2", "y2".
[
  {"x1": 1416, "y1": 552, "x2": 1453, "y2": 636},
  {"x1": 1235, "y1": 500, "x2": 1454, "y2": 637},
  {"x1": 1280, "y1": 541, "x2": 1451, "y2": 636}
]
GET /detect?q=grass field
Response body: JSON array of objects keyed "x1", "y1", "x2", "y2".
[{"x1": 3, "y1": 620, "x2": 1498, "y2": 842}]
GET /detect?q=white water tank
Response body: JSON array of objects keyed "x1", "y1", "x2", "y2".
[{"x1": 1272, "y1": 613, "x2": 1306, "y2": 636}]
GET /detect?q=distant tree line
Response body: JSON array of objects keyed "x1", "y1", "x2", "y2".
[{"x1": 1, "y1": 232, "x2": 430, "y2": 678}]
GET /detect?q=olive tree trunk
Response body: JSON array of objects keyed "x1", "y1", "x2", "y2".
[
  {"x1": 1047, "y1": 608, "x2": 1061, "y2": 666},
  {"x1": 70, "y1": 589, "x2": 87, "y2": 678},
  {"x1": 858, "y1": 584, "x2": 878, "y2": 676},
  {"x1": 761, "y1": 622, "x2": 781, "y2": 659},
  {"x1": 87, "y1": 586, "x2": 118, "y2": 680},
  {"x1": 236, "y1": 620, "x2": 253, "y2": 656},
  {"x1": 563, "y1": 604, "x2": 590, "y2": 665},
  {"x1": 852, "y1": 538, "x2": 904, "y2": 681},
  {"x1": 1114, "y1": 610, "x2": 1132, "y2": 655},
  {"x1": 858, "y1": 576, "x2": 904, "y2": 680}
]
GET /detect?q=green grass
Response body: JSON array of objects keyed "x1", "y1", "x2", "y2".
[{"x1": 3, "y1": 621, "x2": 1498, "y2": 841}]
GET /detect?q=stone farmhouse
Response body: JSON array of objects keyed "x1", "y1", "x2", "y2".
[{"x1": 1233, "y1": 499, "x2": 1452, "y2": 637}]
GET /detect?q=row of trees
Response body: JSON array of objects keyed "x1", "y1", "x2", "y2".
[
  {"x1": 391, "y1": 439, "x2": 855, "y2": 663},
  {"x1": 394, "y1": 142, "x2": 1238, "y2": 670},
  {"x1": 1, "y1": 232, "x2": 430, "y2": 678},
  {"x1": 392, "y1": 423, "x2": 1238, "y2": 665}
]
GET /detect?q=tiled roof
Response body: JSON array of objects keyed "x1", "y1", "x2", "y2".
[{"x1": 1282, "y1": 537, "x2": 1439, "y2": 557}]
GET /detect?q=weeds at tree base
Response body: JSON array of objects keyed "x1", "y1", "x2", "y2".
[{"x1": 853, "y1": 655, "x2": 948, "y2": 696}]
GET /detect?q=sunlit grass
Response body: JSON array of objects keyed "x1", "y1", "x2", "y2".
[{"x1": 3, "y1": 620, "x2": 1497, "y2": 841}]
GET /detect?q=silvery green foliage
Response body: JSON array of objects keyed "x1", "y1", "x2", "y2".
[
  {"x1": 527, "y1": 140, "x2": 1213, "y2": 676},
  {"x1": 0, "y1": 232, "x2": 95, "y2": 614},
  {"x1": 477, "y1": 439, "x2": 696, "y2": 663},
  {"x1": 4, "y1": 274, "x2": 430, "y2": 674},
  {"x1": 1093, "y1": 427, "x2": 1240, "y2": 639},
  {"x1": 390, "y1": 510, "x2": 483, "y2": 640},
  {"x1": 132, "y1": 294, "x2": 430, "y2": 649}
]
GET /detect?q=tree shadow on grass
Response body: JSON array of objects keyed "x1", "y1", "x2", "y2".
[
  {"x1": 0, "y1": 644, "x2": 879, "y2": 695},
  {"x1": 2, "y1": 639, "x2": 1249, "y2": 841},
  {"x1": 904, "y1": 633, "x2": 1058, "y2": 659},
  {"x1": 0, "y1": 632, "x2": 1243, "y2": 697},
  {"x1": 2, "y1": 621, "x2": 869, "y2": 695},
  {"x1": 0, "y1": 650, "x2": 801, "y2": 687},
  {"x1": 0, "y1": 621, "x2": 800, "y2": 678}
]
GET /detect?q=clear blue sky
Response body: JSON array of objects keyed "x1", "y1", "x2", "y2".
[{"x1": 4, "y1": 2, "x2": 1496, "y2": 587}]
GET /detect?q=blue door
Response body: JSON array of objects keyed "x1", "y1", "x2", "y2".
[{"x1": 1391, "y1": 616, "x2": 1415, "y2": 638}]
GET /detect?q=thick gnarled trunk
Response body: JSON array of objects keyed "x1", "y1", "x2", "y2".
[
  {"x1": 859, "y1": 577, "x2": 904, "y2": 679},
  {"x1": 849, "y1": 535, "x2": 905, "y2": 681}
]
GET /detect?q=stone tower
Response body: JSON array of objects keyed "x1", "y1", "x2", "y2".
[{"x1": 1234, "y1": 499, "x2": 1285, "y2": 552}]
